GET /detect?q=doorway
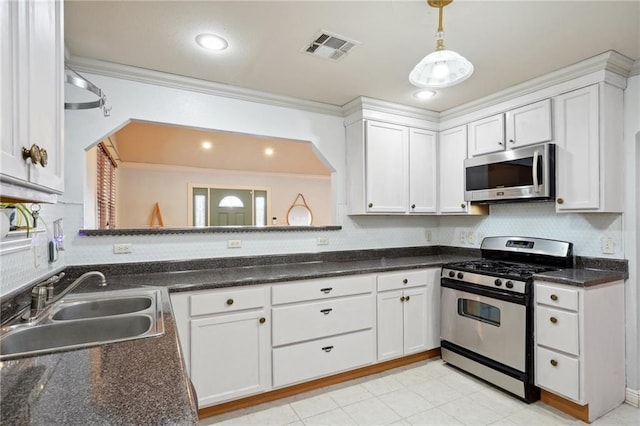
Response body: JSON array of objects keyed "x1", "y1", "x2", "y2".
[{"x1": 189, "y1": 185, "x2": 269, "y2": 227}]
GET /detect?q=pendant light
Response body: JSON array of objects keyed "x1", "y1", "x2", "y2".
[{"x1": 409, "y1": 0, "x2": 473, "y2": 89}]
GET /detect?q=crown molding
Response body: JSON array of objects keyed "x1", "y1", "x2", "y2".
[
  {"x1": 67, "y1": 51, "x2": 635, "y2": 125},
  {"x1": 440, "y1": 50, "x2": 635, "y2": 122},
  {"x1": 630, "y1": 60, "x2": 640, "y2": 77},
  {"x1": 65, "y1": 56, "x2": 344, "y2": 117}
]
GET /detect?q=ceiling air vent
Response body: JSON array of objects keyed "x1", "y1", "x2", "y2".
[{"x1": 303, "y1": 31, "x2": 360, "y2": 61}]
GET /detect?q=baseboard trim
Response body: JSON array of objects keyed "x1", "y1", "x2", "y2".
[
  {"x1": 626, "y1": 387, "x2": 640, "y2": 407},
  {"x1": 540, "y1": 389, "x2": 590, "y2": 423},
  {"x1": 198, "y1": 348, "x2": 441, "y2": 419}
]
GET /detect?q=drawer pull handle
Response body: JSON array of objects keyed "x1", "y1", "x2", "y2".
[
  {"x1": 322, "y1": 346, "x2": 333, "y2": 353},
  {"x1": 320, "y1": 287, "x2": 333, "y2": 294},
  {"x1": 226, "y1": 299, "x2": 234, "y2": 305},
  {"x1": 320, "y1": 308, "x2": 333, "y2": 315},
  {"x1": 550, "y1": 294, "x2": 558, "y2": 301},
  {"x1": 402, "y1": 278, "x2": 408, "y2": 284},
  {"x1": 550, "y1": 359, "x2": 558, "y2": 367},
  {"x1": 550, "y1": 316, "x2": 558, "y2": 324},
  {"x1": 259, "y1": 317, "x2": 266, "y2": 324}
]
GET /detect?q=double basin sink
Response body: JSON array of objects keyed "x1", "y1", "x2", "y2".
[{"x1": 0, "y1": 287, "x2": 165, "y2": 360}]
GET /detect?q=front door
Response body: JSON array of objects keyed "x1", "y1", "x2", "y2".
[{"x1": 210, "y1": 188, "x2": 253, "y2": 226}]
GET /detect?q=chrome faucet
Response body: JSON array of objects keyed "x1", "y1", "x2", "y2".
[{"x1": 22, "y1": 271, "x2": 107, "y2": 322}]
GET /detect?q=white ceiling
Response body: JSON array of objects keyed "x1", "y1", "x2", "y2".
[
  {"x1": 111, "y1": 121, "x2": 332, "y2": 175},
  {"x1": 64, "y1": 1, "x2": 640, "y2": 112}
]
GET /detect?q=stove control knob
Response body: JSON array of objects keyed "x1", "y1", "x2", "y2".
[
  {"x1": 448, "y1": 271, "x2": 455, "y2": 278},
  {"x1": 505, "y1": 281, "x2": 514, "y2": 289},
  {"x1": 494, "y1": 279, "x2": 502, "y2": 287},
  {"x1": 457, "y1": 272, "x2": 464, "y2": 279}
]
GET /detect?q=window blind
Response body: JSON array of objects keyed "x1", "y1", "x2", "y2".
[{"x1": 97, "y1": 142, "x2": 117, "y2": 229}]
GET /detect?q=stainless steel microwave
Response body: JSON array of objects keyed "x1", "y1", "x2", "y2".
[{"x1": 464, "y1": 143, "x2": 555, "y2": 203}]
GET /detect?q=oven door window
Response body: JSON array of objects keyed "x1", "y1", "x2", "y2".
[{"x1": 458, "y1": 298, "x2": 501, "y2": 327}]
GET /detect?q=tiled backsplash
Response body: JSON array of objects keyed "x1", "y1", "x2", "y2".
[{"x1": 1, "y1": 201, "x2": 624, "y2": 296}]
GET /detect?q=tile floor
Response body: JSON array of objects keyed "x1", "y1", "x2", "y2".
[{"x1": 199, "y1": 358, "x2": 639, "y2": 426}]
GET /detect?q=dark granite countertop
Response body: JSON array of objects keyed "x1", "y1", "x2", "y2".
[
  {"x1": 533, "y1": 268, "x2": 627, "y2": 287},
  {"x1": 0, "y1": 246, "x2": 628, "y2": 425},
  {"x1": 0, "y1": 285, "x2": 199, "y2": 426},
  {"x1": 104, "y1": 253, "x2": 477, "y2": 293}
]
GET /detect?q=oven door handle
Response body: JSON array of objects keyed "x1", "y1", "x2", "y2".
[{"x1": 441, "y1": 278, "x2": 528, "y2": 305}]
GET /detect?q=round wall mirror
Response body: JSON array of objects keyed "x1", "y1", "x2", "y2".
[{"x1": 287, "y1": 194, "x2": 313, "y2": 226}]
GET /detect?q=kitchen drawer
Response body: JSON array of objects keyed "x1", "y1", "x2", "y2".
[
  {"x1": 377, "y1": 269, "x2": 428, "y2": 292},
  {"x1": 190, "y1": 287, "x2": 267, "y2": 316},
  {"x1": 536, "y1": 306, "x2": 580, "y2": 356},
  {"x1": 272, "y1": 294, "x2": 374, "y2": 346},
  {"x1": 536, "y1": 346, "x2": 580, "y2": 401},
  {"x1": 272, "y1": 329, "x2": 375, "y2": 387},
  {"x1": 271, "y1": 275, "x2": 374, "y2": 305},
  {"x1": 535, "y1": 283, "x2": 579, "y2": 311}
]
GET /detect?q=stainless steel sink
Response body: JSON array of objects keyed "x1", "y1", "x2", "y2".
[
  {"x1": 51, "y1": 296, "x2": 152, "y2": 320},
  {"x1": 0, "y1": 288, "x2": 165, "y2": 360}
]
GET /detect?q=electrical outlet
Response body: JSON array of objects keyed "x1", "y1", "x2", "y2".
[
  {"x1": 425, "y1": 230, "x2": 432, "y2": 242},
  {"x1": 227, "y1": 239, "x2": 242, "y2": 248},
  {"x1": 113, "y1": 243, "x2": 133, "y2": 254},
  {"x1": 601, "y1": 237, "x2": 615, "y2": 254},
  {"x1": 468, "y1": 233, "x2": 477, "y2": 244},
  {"x1": 316, "y1": 237, "x2": 329, "y2": 246},
  {"x1": 459, "y1": 231, "x2": 467, "y2": 244}
]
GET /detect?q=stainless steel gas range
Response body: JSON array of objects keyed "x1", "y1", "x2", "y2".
[{"x1": 440, "y1": 236, "x2": 573, "y2": 402}]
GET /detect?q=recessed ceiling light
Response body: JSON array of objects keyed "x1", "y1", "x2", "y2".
[
  {"x1": 264, "y1": 147, "x2": 274, "y2": 156},
  {"x1": 195, "y1": 34, "x2": 228, "y2": 51},
  {"x1": 201, "y1": 141, "x2": 212, "y2": 150},
  {"x1": 413, "y1": 89, "x2": 436, "y2": 100}
]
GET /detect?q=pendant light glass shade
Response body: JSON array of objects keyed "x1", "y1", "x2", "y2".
[
  {"x1": 409, "y1": 49, "x2": 473, "y2": 88},
  {"x1": 409, "y1": 0, "x2": 473, "y2": 89}
]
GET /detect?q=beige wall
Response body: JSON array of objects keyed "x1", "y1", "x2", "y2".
[{"x1": 116, "y1": 163, "x2": 331, "y2": 228}]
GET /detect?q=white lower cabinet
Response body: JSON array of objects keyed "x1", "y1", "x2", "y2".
[
  {"x1": 171, "y1": 287, "x2": 270, "y2": 408},
  {"x1": 534, "y1": 280, "x2": 625, "y2": 422},
  {"x1": 271, "y1": 275, "x2": 376, "y2": 388},
  {"x1": 171, "y1": 269, "x2": 440, "y2": 409},
  {"x1": 376, "y1": 268, "x2": 440, "y2": 361}
]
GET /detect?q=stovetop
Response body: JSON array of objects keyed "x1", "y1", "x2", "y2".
[{"x1": 445, "y1": 259, "x2": 561, "y2": 279}]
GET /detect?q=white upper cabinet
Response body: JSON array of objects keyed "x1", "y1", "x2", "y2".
[
  {"x1": 363, "y1": 120, "x2": 408, "y2": 213},
  {"x1": 0, "y1": 0, "x2": 64, "y2": 202},
  {"x1": 553, "y1": 83, "x2": 623, "y2": 213},
  {"x1": 408, "y1": 128, "x2": 437, "y2": 213},
  {"x1": 346, "y1": 119, "x2": 437, "y2": 215},
  {"x1": 467, "y1": 113, "x2": 505, "y2": 156},
  {"x1": 505, "y1": 99, "x2": 552, "y2": 149},
  {"x1": 438, "y1": 125, "x2": 469, "y2": 214},
  {"x1": 468, "y1": 99, "x2": 552, "y2": 157}
]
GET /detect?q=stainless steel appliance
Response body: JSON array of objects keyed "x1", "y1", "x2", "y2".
[
  {"x1": 440, "y1": 236, "x2": 573, "y2": 402},
  {"x1": 464, "y1": 143, "x2": 555, "y2": 203}
]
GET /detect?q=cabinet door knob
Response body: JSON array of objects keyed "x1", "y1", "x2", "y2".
[
  {"x1": 509, "y1": 139, "x2": 515, "y2": 144},
  {"x1": 320, "y1": 287, "x2": 333, "y2": 294},
  {"x1": 411, "y1": 204, "x2": 416, "y2": 209},
  {"x1": 550, "y1": 294, "x2": 558, "y2": 301},
  {"x1": 400, "y1": 296, "x2": 405, "y2": 302},
  {"x1": 22, "y1": 144, "x2": 47, "y2": 167},
  {"x1": 259, "y1": 317, "x2": 266, "y2": 324},
  {"x1": 368, "y1": 203, "x2": 373, "y2": 208},
  {"x1": 557, "y1": 198, "x2": 564, "y2": 205},
  {"x1": 405, "y1": 295, "x2": 410, "y2": 301},
  {"x1": 320, "y1": 308, "x2": 333, "y2": 315},
  {"x1": 498, "y1": 141, "x2": 503, "y2": 145},
  {"x1": 550, "y1": 316, "x2": 558, "y2": 324},
  {"x1": 550, "y1": 359, "x2": 558, "y2": 367},
  {"x1": 322, "y1": 346, "x2": 333, "y2": 353},
  {"x1": 402, "y1": 278, "x2": 408, "y2": 284},
  {"x1": 460, "y1": 203, "x2": 466, "y2": 209},
  {"x1": 226, "y1": 298, "x2": 234, "y2": 305}
]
